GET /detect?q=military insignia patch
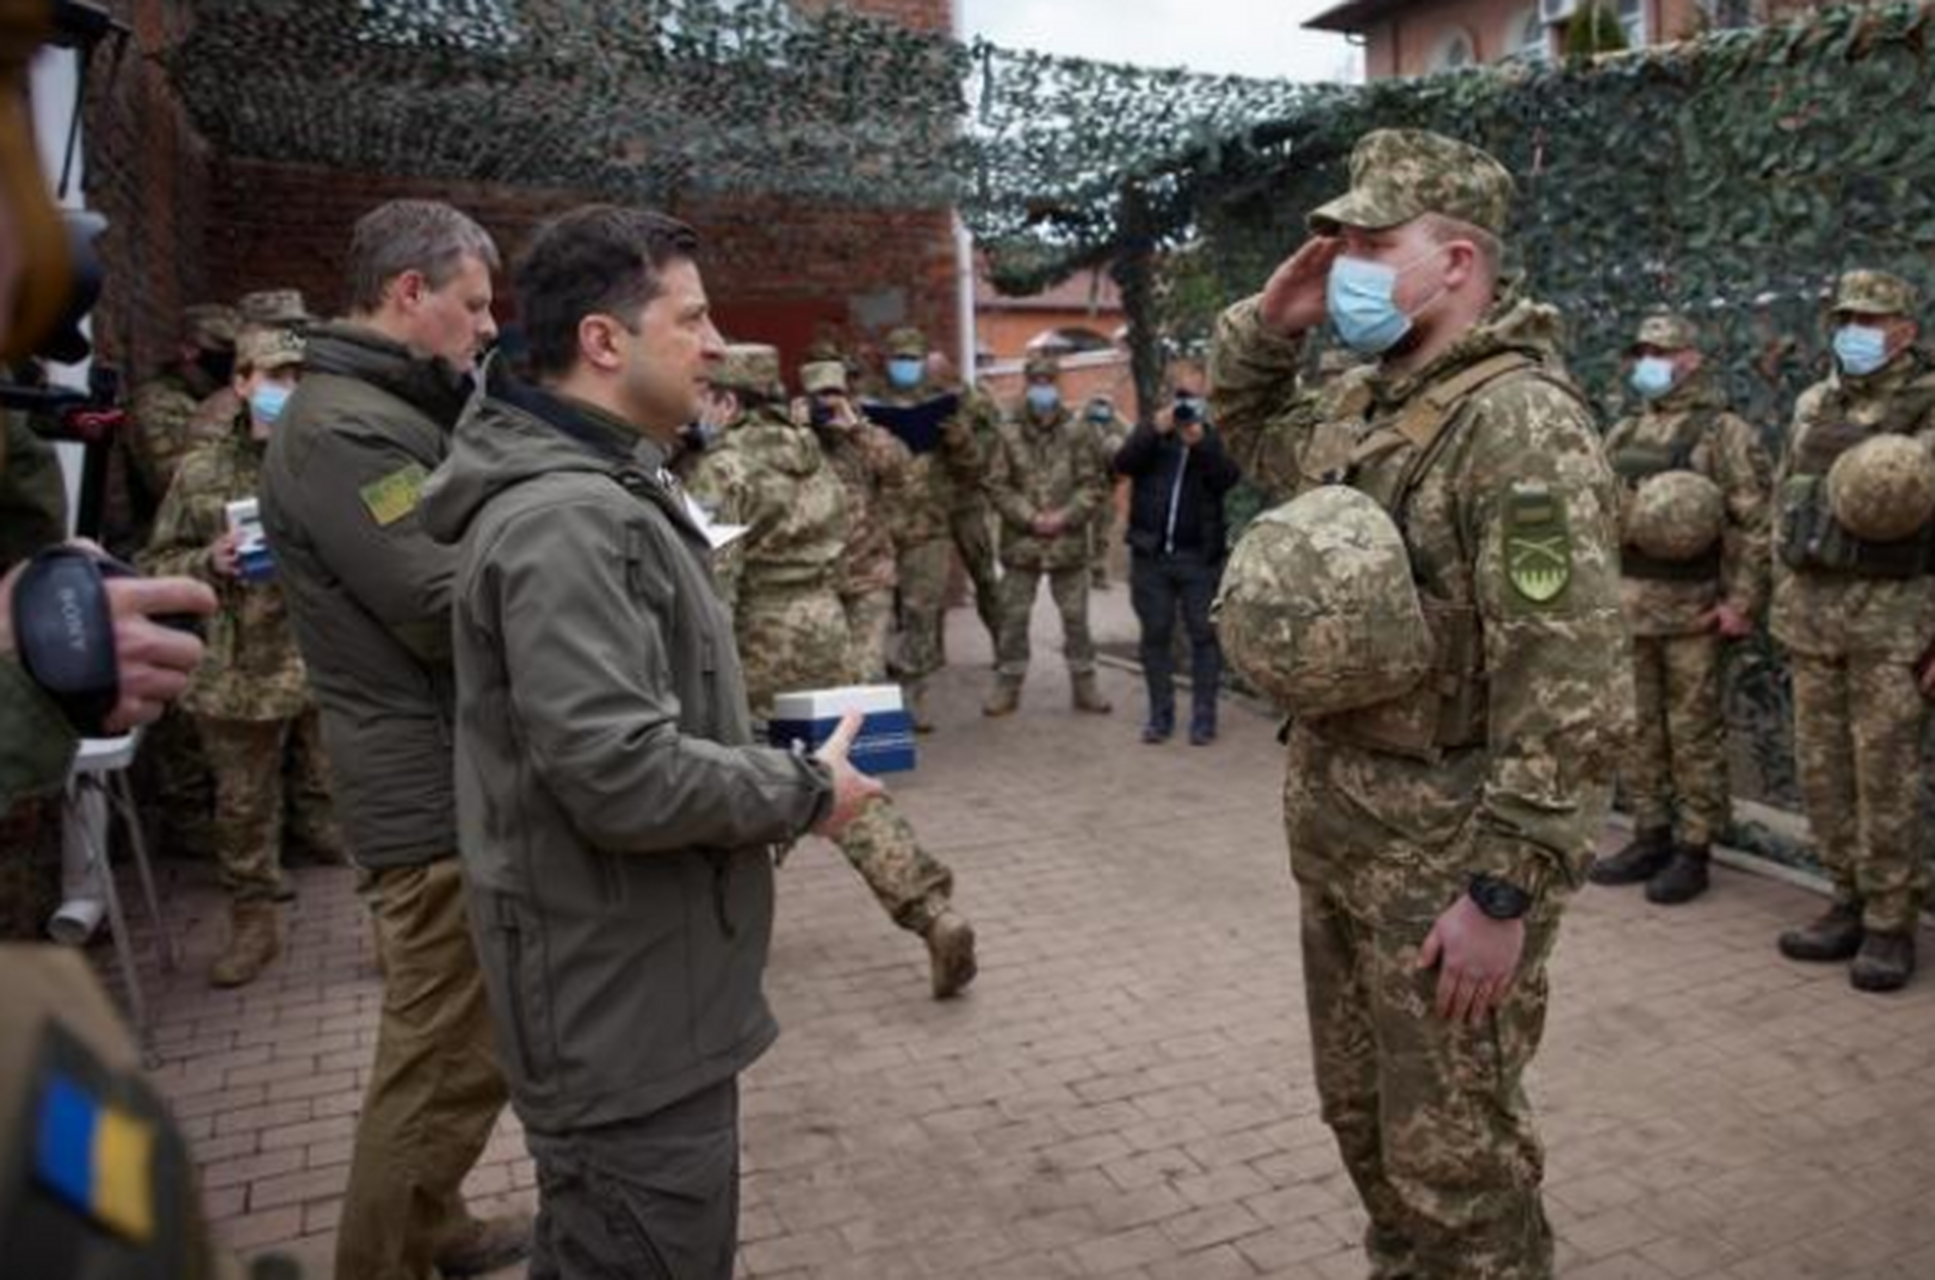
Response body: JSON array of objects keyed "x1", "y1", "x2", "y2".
[
  {"x1": 359, "y1": 463, "x2": 430, "y2": 527},
  {"x1": 1504, "y1": 482, "x2": 1571, "y2": 605}
]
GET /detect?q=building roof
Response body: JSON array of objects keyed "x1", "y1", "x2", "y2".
[
  {"x1": 975, "y1": 262, "x2": 1124, "y2": 314},
  {"x1": 1303, "y1": 0, "x2": 1416, "y2": 33}
]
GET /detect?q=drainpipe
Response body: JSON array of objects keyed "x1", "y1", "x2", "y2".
[{"x1": 952, "y1": 0, "x2": 977, "y2": 379}]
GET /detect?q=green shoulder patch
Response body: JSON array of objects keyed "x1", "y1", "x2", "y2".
[
  {"x1": 359, "y1": 462, "x2": 430, "y2": 527},
  {"x1": 1504, "y1": 482, "x2": 1572, "y2": 605}
]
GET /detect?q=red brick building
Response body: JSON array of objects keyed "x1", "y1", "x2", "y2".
[
  {"x1": 72, "y1": 0, "x2": 965, "y2": 392},
  {"x1": 1305, "y1": 0, "x2": 1817, "y2": 78}
]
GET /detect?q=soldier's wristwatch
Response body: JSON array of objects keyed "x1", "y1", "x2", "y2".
[{"x1": 1467, "y1": 873, "x2": 1533, "y2": 921}]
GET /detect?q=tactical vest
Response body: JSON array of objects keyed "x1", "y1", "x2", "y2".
[
  {"x1": 1778, "y1": 374, "x2": 1935, "y2": 580},
  {"x1": 1306, "y1": 350, "x2": 1565, "y2": 762},
  {"x1": 1608, "y1": 408, "x2": 1723, "y2": 582}
]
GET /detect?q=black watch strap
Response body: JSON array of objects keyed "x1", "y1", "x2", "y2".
[{"x1": 1467, "y1": 873, "x2": 1533, "y2": 921}]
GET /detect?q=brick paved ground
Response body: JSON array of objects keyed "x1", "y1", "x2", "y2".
[{"x1": 107, "y1": 587, "x2": 1935, "y2": 1278}]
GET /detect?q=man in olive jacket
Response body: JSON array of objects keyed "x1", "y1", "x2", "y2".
[
  {"x1": 420, "y1": 205, "x2": 879, "y2": 1280},
  {"x1": 260, "y1": 199, "x2": 526, "y2": 1280}
]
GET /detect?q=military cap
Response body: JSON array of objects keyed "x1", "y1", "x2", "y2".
[
  {"x1": 800, "y1": 359, "x2": 848, "y2": 395},
  {"x1": 235, "y1": 325, "x2": 304, "y2": 373},
  {"x1": 237, "y1": 289, "x2": 315, "y2": 329},
  {"x1": 1023, "y1": 351, "x2": 1061, "y2": 379},
  {"x1": 1308, "y1": 129, "x2": 1514, "y2": 238},
  {"x1": 884, "y1": 326, "x2": 929, "y2": 357},
  {"x1": 1833, "y1": 270, "x2": 1917, "y2": 317},
  {"x1": 182, "y1": 303, "x2": 240, "y2": 351},
  {"x1": 1630, "y1": 312, "x2": 1700, "y2": 353},
  {"x1": 711, "y1": 343, "x2": 784, "y2": 397}
]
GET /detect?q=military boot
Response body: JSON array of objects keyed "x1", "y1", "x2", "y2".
[
  {"x1": 1071, "y1": 672, "x2": 1113, "y2": 714},
  {"x1": 905, "y1": 680, "x2": 936, "y2": 734},
  {"x1": 1645, "y1": 844, "x2": 1711, "y2": 905},
  {"x1": 209, "y1": 900, "x2": 280, "y2": 988},
  {"x1": 1850, "y1": 930, "x2": 1916, "y2": 993},
  {"x1": 1588, "y1": 826, "x2": 1672, "y2": 886},
  {"x1": 1777, "y1": 901, "x2": 1864, "y2": 962},
  {"x1": 433, "y1": 1210, "x2": 535, "y2": 1277},
  {"x1": 982, "y1": 675, "x2": 1023, "y2": 717},
  {"x1": 925, "y1": 909, "x2": 978, "y2": 999}
]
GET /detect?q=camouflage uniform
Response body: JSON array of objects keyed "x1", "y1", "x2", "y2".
[
  {"x1": 1602, "y1": 314, "x2": 1771, "y2": 879},
  {"x1": 1210, "y1": 131, "x2": 1632, "y2": 1280},
  {"x1": 864, "y1": 328, "x2": 987, "y2": 729},
  {"x1": 985, "y1": 355, "x2": 1110, "y2": 710},
  {"x1": 1771, "y1": 270, "x2": 1935, "y2": 976},
  {"x1": 142, "y1": 329, "x2": 341, "y2": 984},
  {"x1": 127, "y1": 304, "x2": 238, "y2": 505},
  {"x1": 685, "y1": 349, "x2": 971, "y2": 993},
  {"x1": 1084, "y1": 396, "x2": 1134, "y2": 586},
  {"x1": 185, "y1": 291, "x2": 317, "y2": 443},
  {"x1": 801, "y1": 359, "x2": 915, "y2": 683}
]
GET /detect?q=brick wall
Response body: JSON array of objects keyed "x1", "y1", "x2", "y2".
[
  {"x1": 81, "y1": 0, "x2": 213, "y2": 382},
  {"x1": 87, "y1": 0, "x2": 961, "y2": 389}
]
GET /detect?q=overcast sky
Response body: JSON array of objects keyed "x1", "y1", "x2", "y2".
[{"x1": 961, "y1": 0, "x2": 1362, "y2": 84}]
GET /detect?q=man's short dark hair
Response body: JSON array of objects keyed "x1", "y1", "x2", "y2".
[
  {"x1": 516, "y1": 205, "x2": 702, "y2": 379},
  {"x1": 345, "y1": 200, "x2": 499, "y2": 315}
]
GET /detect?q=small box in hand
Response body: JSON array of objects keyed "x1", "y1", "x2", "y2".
[
  {"x1": 768, "y1": 684, "x2": 916, "y2": 775},
  {"x1": 225, "y1": 497, "x2": 275, "y2": 583}
]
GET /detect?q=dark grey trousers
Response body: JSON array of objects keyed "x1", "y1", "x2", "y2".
[{"x1": 526, "y1": 1078, "x2": 741, "y2": 1280}]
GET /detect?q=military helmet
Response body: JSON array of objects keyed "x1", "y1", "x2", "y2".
[
  {"x1": 1213, "y1": 486, "x2": 1433, "y2": 717},
  {"x1": 1828, "y1": 434, "x2": 1935, "y2": 542},
  {"x1": 1625, "y1": 470, "x2": 1724, "y2": 562},
  {"x1": 711, "y1": 343, "x2": 784, "y2": 399}
]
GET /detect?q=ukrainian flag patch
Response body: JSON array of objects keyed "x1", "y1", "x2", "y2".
[{"x1": 34, "y1": 1072, "x2": 156, "y2": 1242}]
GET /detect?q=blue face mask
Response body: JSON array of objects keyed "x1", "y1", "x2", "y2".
[
  {"x1": 1629, "y1": 356, "x2": 1677, "y2": 401},
  {"x1": 250, "y1": 382, "x2": 293, "y2": 425},
  {"x1": 1325, "y1": 250, "x2": 1445, "y2": 356},
  {"x1": 1026, "y1": 384, "x2": 1060, "y2": 415},
  {"x1": 887, "y1": 357, "x2": 925, "y2": 390},
  {"x1": 1834, "y1": 324, "x2": 1890, "y2": 378}
]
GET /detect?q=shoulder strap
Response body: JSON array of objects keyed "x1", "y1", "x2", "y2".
[{"x1": 1345, "y1": 350, "x2": 1539, "y2": 484}]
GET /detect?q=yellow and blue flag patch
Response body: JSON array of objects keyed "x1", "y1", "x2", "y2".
[{"x1": 33, "y1": 1072, "x2": 157, "y2": 1243}]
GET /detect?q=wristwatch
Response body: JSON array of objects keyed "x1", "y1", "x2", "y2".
[{"x1": 1467, "y1": 873, "x2": 1533, "y2": 921}]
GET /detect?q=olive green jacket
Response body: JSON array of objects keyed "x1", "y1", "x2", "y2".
[
  {"x1": 260, "y1": 323, "x2": 473, "y2": 868},
  {"x1": 421, "y1": 378, "x2": 832, "y2": 1132}
]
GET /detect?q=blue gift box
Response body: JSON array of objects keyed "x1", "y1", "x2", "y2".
[{"x1": 767, "y1": 684, "x2": 917, "y2": 775}]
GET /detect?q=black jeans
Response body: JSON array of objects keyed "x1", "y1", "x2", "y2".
[{"x1": 1130, "y1": 550, "x2": 1223, "y2": 727}]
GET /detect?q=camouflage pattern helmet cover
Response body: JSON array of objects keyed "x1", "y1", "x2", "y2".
[
  {"x1": 884, "y1": 326, "x2": 929, "y2": 357},
  {"x1": 1833, "y1": 269, "x2": 1917, "y2": 318},
  {"x1": 1625, "y1": 470, "x2": 1724, "y2": 561},
  {"x1": 1308, "y1": 128, "x2": 1515, "y2": 237},
  {"x1": 1212, "y1": 485, "x2": 1433, "y2": 717},
  {"x1": 1828, "y1": 433, "x2": 1935, "y2": 542}
]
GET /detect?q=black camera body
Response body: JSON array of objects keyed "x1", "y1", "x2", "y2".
[{"x1": 1172, "y1": 398, "x2": 1202, "y2": 426}]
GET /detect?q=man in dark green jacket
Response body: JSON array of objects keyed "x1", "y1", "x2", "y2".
[
  {"x1": 260, "y1": 199, "x2": 527, "y2": 1280},
  {"x1": 421, "y1": 205, "x2": 879, "y2": 1280}
]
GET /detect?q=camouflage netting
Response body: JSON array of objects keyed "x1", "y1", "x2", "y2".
[{"x1": 161, "y1": 0, "x2": 1322, "y2": 241}]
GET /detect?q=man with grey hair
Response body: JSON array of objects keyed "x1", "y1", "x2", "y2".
[{"x1": 261, "y1": 198, "x2": 526, "y2": 1280}]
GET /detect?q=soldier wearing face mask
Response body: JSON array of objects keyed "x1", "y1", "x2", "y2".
[
  {"x1": 1589, "y1": 312, "x2": 1770, "y2": 906},
  {"x1": 1769, "y1": 269, "x2": 1935, "y2": 993},
  {"x1": 983, "y1": 352, "x2": 1112, "y2": 717},
  {"x1": 128, "y1": 304, "x2": 240, "y2": 514},
  {"x1": 1209, "y1": 129, "x2": 1631, "y2": 1280}
]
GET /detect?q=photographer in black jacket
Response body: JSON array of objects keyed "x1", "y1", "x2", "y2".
[{"x1": 1113, "y1": 389, "x2": 1241, "y2": 745}]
